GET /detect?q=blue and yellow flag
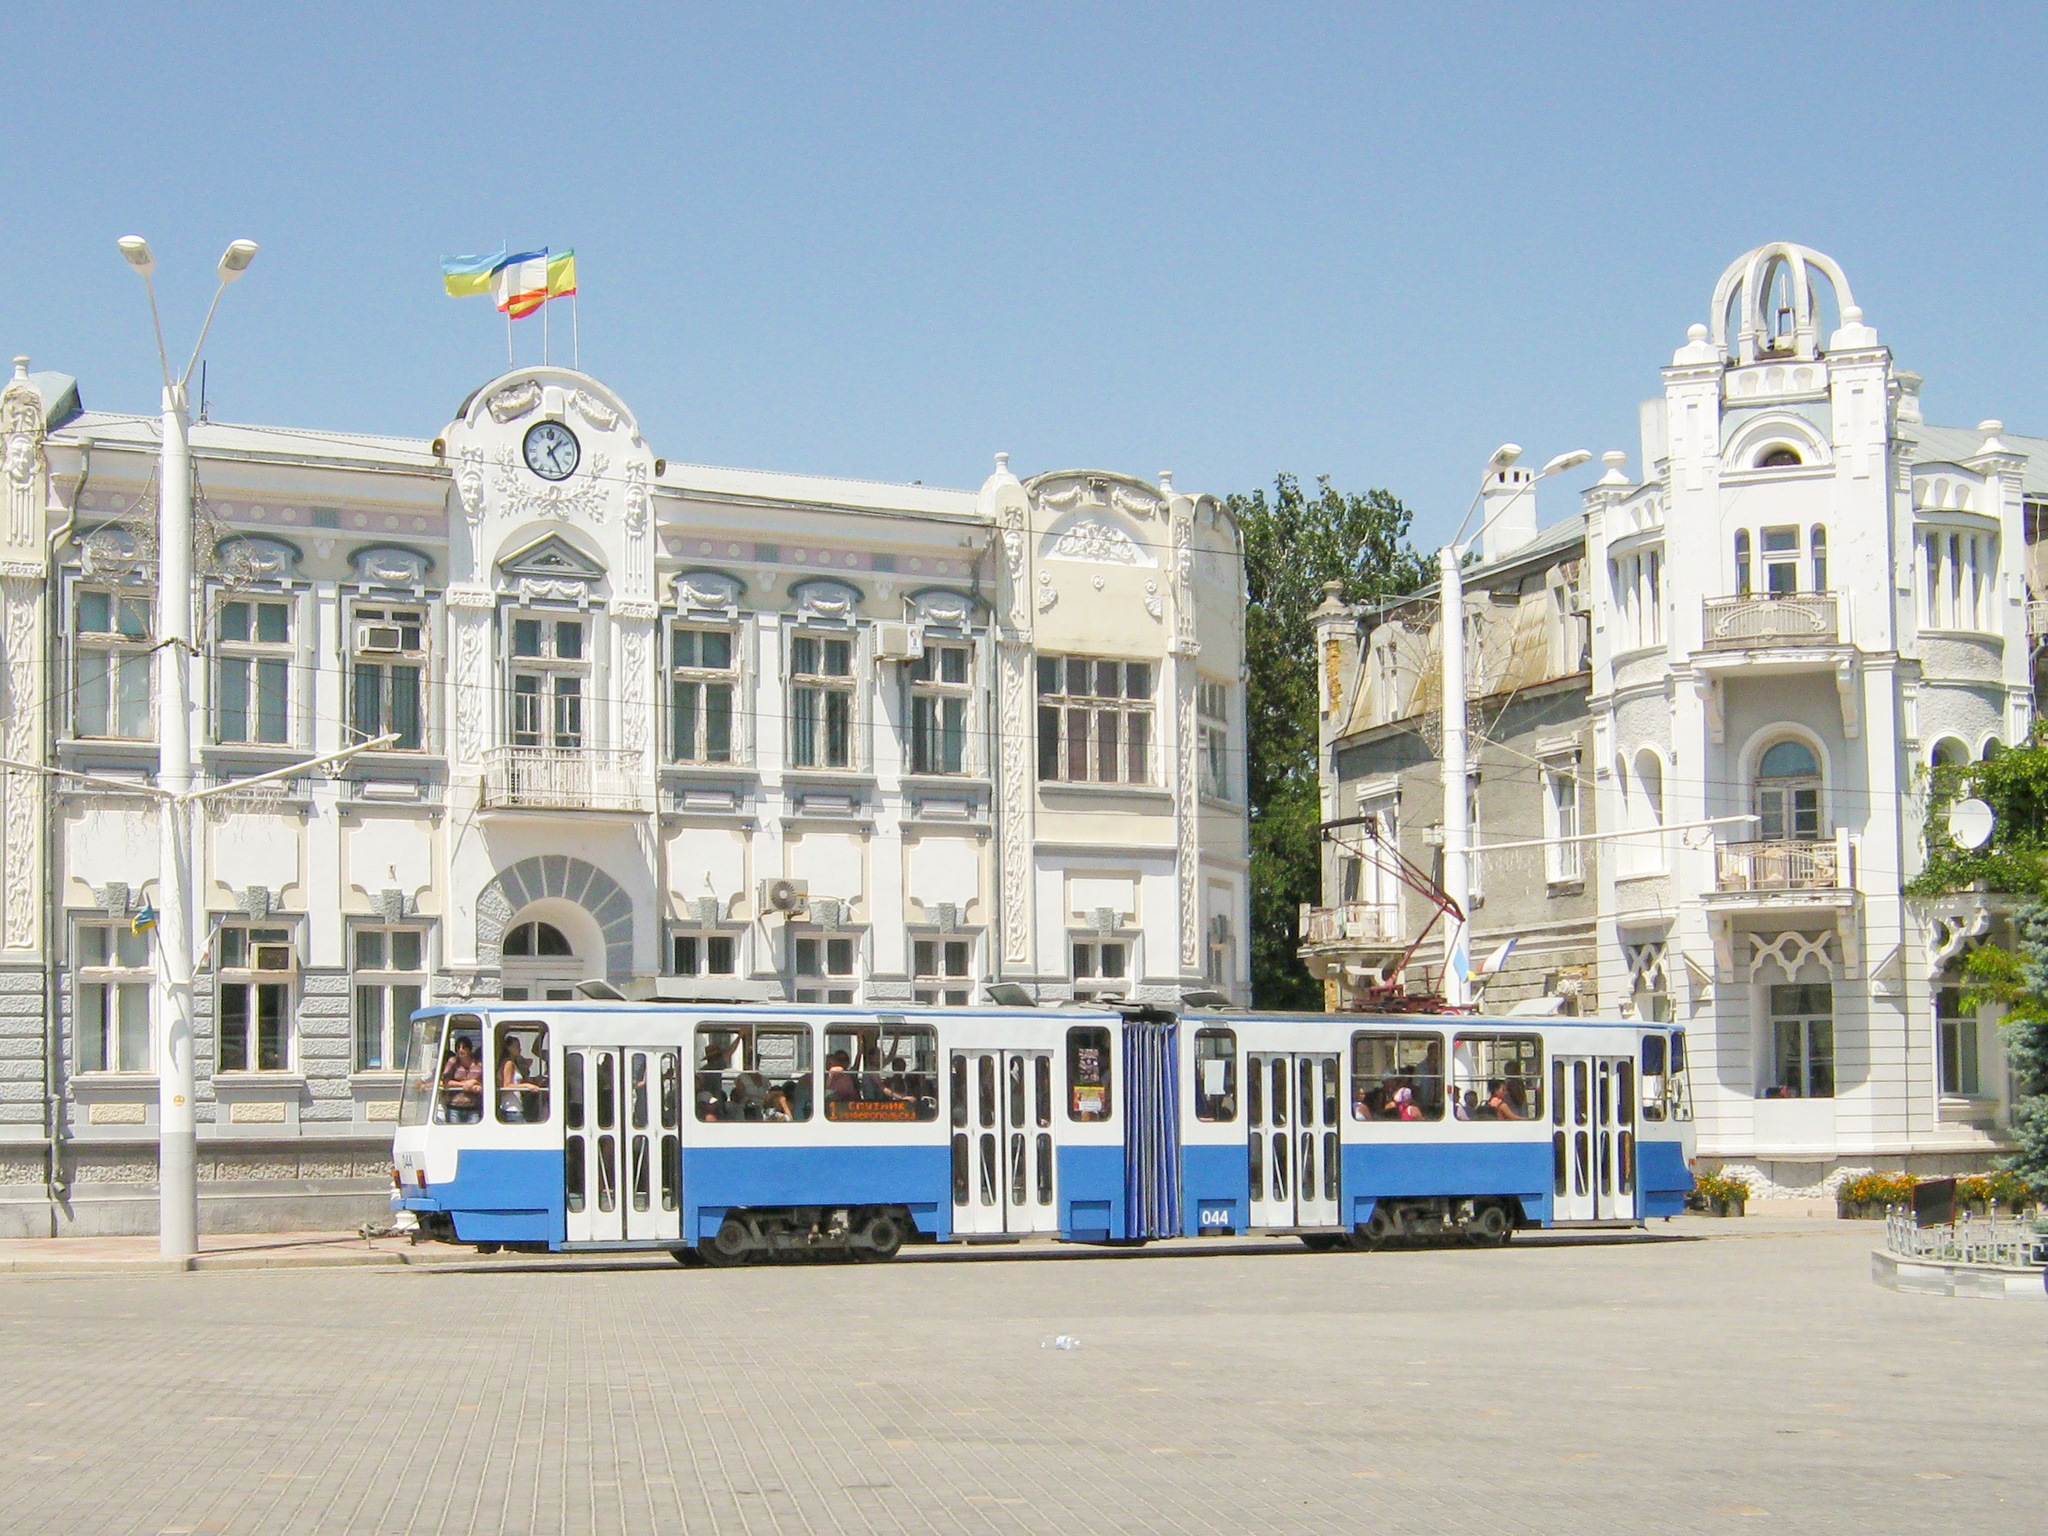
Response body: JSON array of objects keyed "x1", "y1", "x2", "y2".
[{"x1": 440, "y1": 247, "x2": 506, "y2": 298}]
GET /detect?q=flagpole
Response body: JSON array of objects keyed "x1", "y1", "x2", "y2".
[
  {"x1": 544, "y1": 286, "x2": 550, "y2": 366},
  {"x1": 572, "y1": 293, "x2": 580, "y2": 371},
  {"x1": 505, "y1": 305, "x2": 513, "y2": 367}
]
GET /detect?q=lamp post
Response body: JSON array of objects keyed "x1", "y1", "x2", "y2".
[
  {"x1": 118, "y1": 235, "x2": 259, "y2": 1257},
  {"x1": 1438, "y1": 445, "x2": 1590, "y2": 1009}
]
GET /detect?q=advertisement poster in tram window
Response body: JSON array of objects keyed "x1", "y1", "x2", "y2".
[{"x1": 1073, "y1": 1047, "x2": 1107, "y2": 1117}]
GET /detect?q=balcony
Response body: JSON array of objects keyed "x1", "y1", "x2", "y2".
[
  {"x1": 1701, "y1": 593, "x2": 1838, "y2": 650},
  {"x1": 1714, "y1": 838, "x2": 1846, "y2": 892},
  {"x1": 2029, "y1": 599, "x2": 2048, "y2": 641},
  {"x1": 481, "y1": 746, "x2": 650, "y2": 813},
  {"x1": 1298, "y1": 902, "x2": 1402, "y2": 948}
]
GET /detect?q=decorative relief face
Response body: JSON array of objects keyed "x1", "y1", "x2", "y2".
[{"x1": 522, "y1": 420, "x2": 581, "y2": 482}]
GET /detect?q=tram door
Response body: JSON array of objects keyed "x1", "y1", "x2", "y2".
[
  {"x1": 564, "y1": 1048, "x2": 623, "y2": 1243},
  {"x1": 1246, "y1": 1052, "x2": 1342, "y2": 1229},
  {"x1": 1551, "y1": 1055, "x2": 1635, "y2": 1222},
  {"x1": 1594, "y1": 1056, "x2": 1636, "y2": 1222},
  {"x1": 949, "y1": 1049, "x2": 1058, "y2": 1237},
  {"x1": 620, "y1": 1049, "x2": 684, "y2": 1243}
]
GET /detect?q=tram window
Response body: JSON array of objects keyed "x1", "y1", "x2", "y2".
[
  {"x1": 1617, "y1": 1062, "x2": 1635, "y2": 1127},
  {"x1": 435, "y1": 1017, "x2": 485, "y2": 1125},
  {"x1": 1270, "y1": 1058, "x2": 1288, "y2": 1126},
  {"x1": 1008, "y1": 1056, "x2": 1026, "y2": 1129},
  {"x1": 1572, "y1": 1061, "x2": 1589, "y2": 1126},
  {"x1": 978, "y1": 1054, "x2": 997, "y2": 1129},
  {"x1": 1349, "y1": 1031, "x2": 1444, "y2": 1121},
  {"x1": 660, "y1": 1134, "x2": 679, "y2": 1211},
  {"x1": 597, "y1": 1055, "x2": 616, "y2": 1129},
  {"x1": 1551, "y1": 1131, "x2": 1566, "y2": 1196},
  {"x1": 399, "y1": 1016, "x2": 447, "y2": 1128},
  {"x1": 1036, "y1": 1132, "x2": 1053, "y2": 1204},
  {"x1": 1617, "y1": 1130, "x2": 1635, "y2": 1195},
  {"x1": 822, "y1": 1023, "x2": 938, "y2": 1121},
  {"x1": 950, "y1": 1055, "x2": 968, "y2": 1128},
  {"x1": 1066, "y1": 1026, "x2": 1113, "y2": 1121},
  {"x1": 1321, "y1": 1059, "x2": 1339, "y2": 1127},
  {"x1": 1247, "y1": 1056, "x2": 1262, "y2": 1125},
  {"x1": 597, "y1": 1134, "x2": 618, "y2": 1212},
  {"x1": 1670, "y1": 1031, "x2": 1686, "y2": 1073},
  {"x1": 631, "y1": 1052, "x2": 650, "y2": 1130},
  {"x1": 1035, "y1": 1055, "x2": 1052, "y2": 1129},
  {"x1": 632, "y1": 1134, "x2": 651, "y2": 1212},
  {"x1": 565, "y1": 1053, "x2": 585, "y2": 1131},
  {"x1": 1641, "y1": 1036, "x2": 1668, "y2": 1122},
  {"x1": 565, "y1": 1137, "x2": 585, "y2": 1213},
  {"x1": 1248, "y1": 1128, "x2": 1264, "y2": 1200},
  {"x1": 1193, "y1": 1028, "x2": 1237, "y2": 1121},
  {"x1": 493, "y1": 1022, "x2": 550, "y2": 1124},
  {"x1": 1450, "y1": 1033, "x2": 1541, "y2": 1122},
  {"x1": 951, "y1": 1133, "x2": 970, "y2": 1204},
  {"x1": 694, "y1": 1023, "x2": 813, "y2": 1123},
  {"x1": 1551, "y1": 1061, "x2": 1564, "y2": 1127},
  {"x1": 659, "y1": 1053, "x2": 680, "y2": 1128}
]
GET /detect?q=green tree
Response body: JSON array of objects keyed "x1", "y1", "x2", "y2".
[
  {"x1": 1911, "y1": 731, "x2": 2048, "y2": 1195},
  {"x1": 1228, "y1": 474, "x2": 1428, "y2": 1008}
]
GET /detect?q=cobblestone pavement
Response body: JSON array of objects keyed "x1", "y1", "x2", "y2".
[{"x1": 0, "y1": 1221, "x2": 2039, "y2": 1535}]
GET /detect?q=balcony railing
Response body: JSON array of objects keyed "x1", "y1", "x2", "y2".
[
  {"x1": 1701, "y1": 593, "x2": 1838, "y2": 649},
  {"x1": 2028, "y1": 599, "x2": 2048, "y2": 640},
  {"x1": 1714, "y1": 839, "x2": 1843, "y2": 892},
  {"x1": 1299, "y1": 902, "x2": 1402, "y2": 947},
  {"x1": 481, "y1": 746, "x2": 650, "y2": 812}
]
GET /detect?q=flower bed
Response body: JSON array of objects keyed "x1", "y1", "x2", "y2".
[
  {"x1": 1836, "y1": 1170, "x2": 2036, "y2": 1220},
  {"x1": 1689, "y1": 1169, "x2": 1750, "y2": 1217}
]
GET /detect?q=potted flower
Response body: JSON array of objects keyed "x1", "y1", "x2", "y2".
[
  {"x1": 1835, "y1": 1170, "x2": 1913, "y2": 1220},
  {"x1": 1691, "y1": 1169, "x2": 1751, "y2": 1217}
]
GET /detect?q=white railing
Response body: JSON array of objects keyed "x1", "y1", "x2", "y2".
[
  {"x1": 1886, "y1": 1209, "x2": 2048, "y2": 1269},
  {"x1": 481, "y1": 746, "x2": 650, "y2": 812},
  {"x1": 2029, "y1": 599, "x2": 2048, "y2": 639},
  {"x1": 1701, "y1": 593, "x2": 1838, "y2": 648},
  {"x1": 1299, "y1": 902, "x2": 1401, "y2": 947},
  {"x1": 1714, "y1": 838, "x2": 1842, "y2": 892}
]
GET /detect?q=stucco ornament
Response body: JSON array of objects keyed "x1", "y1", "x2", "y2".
[
  {"x1": 491, "y1": 446, "x2": 611, "y2": 523},
  {"x1": 456, "y1": 445, "x2": 486, "y2": 530},
  {"x1": 571, "y1": 390, "x2": 620, "y2": 431},
  {"x1": 2, "y1": 576, "x2": 40, "y2": 946},
  {"x1": 1049, "y1": 518, "x2": 1143, "y2": 566},
  {"x1": 1, "y1": 377, "x2": 43, "y2": 547},
  {"x1": 485, "y1": 380, "x2": 542, "y2": 423},
  {"x1": 1036, "y1": 572, "x2": 1058, "y2": 612}
]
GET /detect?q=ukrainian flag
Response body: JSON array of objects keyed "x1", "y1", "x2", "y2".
[{"x1": 440, "y1": 247, "x2": 506, "y2": 298}]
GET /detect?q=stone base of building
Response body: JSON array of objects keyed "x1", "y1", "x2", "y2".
[
  {"x1": 0, "y1": 1137, "x2": 396, "y2": 1238},
  {"x1": 1702, "y1": 1151, "x2": 2012, "y2": 1201}
]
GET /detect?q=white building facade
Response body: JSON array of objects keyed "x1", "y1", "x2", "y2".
[
  {"x1": 0, "y1": 362, "x2": 1248, "y2": 1236},
  {"x1": 1311, "y1": 244, "x2": 2040, "y2": 1194}
]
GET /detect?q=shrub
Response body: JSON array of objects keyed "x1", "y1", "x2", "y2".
[
  {"x1": 1693, "y1": 1169, "x2": 1751, "y2": 1205},
  {"x1": 1958, "y1": 1171, "x2": 2033, "y2": 1209},
  {"x1": 1836, "y1": 1170, "x2": 1915, "y2": 1206}
]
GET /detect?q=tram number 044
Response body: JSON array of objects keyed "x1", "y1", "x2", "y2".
[{"x1": 1200, "y1": 1208, "x2": 1233, "y2": 1227}]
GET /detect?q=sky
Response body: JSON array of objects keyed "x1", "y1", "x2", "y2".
[{"x1": 2, "y1": 2, "x2": 2044, "y2": 547}]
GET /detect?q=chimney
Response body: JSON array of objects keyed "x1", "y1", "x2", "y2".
[{"x1": 1479, "y1": 464, "x2": 1539, "y2": 563}]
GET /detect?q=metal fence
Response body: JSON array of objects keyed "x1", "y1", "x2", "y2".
[{"x1": 1884, "y1": 1208, "x2": 2048, "y2": 1269}]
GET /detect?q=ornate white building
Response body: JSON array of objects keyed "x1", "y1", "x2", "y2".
[
  {"x1": 0, "y1": 362, "x2": 1248, "y2": 1235},
  {"x1": 1310, "y1": 244, "x2": 2040, "y2": 1194}
]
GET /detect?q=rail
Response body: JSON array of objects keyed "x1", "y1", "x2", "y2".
[
  {"x1": 481, "y1": 746, "x2": 649, "y2": 812},
  {"x1": 1885, "y1": 1208, "x2": 2048, "y2": 1269},
  {"x1": 1714, "y1": 838, "x2": 1842, "y2": 891},
  {"x1": 1701, "y1": 592, "x2": 1838, "y2": 648}
]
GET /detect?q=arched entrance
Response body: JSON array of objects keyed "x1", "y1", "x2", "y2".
[{"x1": 476, "y1": 855, "x2": 636, "y2": 995}]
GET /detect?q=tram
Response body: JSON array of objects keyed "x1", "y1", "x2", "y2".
[{"x1": 390, "y1": 1000, "x2": 1693, "y2": 1262}]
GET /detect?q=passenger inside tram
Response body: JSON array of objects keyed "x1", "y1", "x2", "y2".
[
  {"x1": 438, "y1": 1030, "x2": 484, "y2": 1124},
  {"x1": 495, "y1": 1024, "x2": 550, "y2": 1123}
]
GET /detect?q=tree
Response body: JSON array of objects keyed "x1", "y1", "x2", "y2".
[
  {"x1": 1228, "y1": 474, "x2": 1428, "y2": 1008},
  {"x1": 1909, "y1": 732, "x2": 2048, "y2": 1195}
]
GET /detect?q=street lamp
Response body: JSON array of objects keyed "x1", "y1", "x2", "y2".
[
  {"x1": 1437, "y1": 445, "x2": 1591, "y2": 1009},
  {"x1": 118, "y1": 235, "x2": 259, "y2": 1258}
]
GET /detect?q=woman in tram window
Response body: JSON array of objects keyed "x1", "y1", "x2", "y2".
[
  {"x1": 440, "y1": 1034, "x2": 483, "y2": 1124},
  {"x1": 1485, "y1": 1079, "x2": 1524, "y2": 1121}
]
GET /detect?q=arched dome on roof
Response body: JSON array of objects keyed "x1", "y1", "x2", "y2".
[{"x1": 1707, "y1": 244, "x2": 1867, "y2": 365}]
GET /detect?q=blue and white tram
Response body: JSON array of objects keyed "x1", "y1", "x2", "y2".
[{"x1": 390, "y1": 1001, "x2": 1693, "y2": 1260}]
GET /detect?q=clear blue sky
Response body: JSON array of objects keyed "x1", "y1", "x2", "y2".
[{"x1": 2, "y1": 2, "x2": 2042, "y2": 545}]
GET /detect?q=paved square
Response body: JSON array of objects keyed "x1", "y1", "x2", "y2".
[{"x1": 0, "y1": 1221, "x2": 2039, "y2": 1534}]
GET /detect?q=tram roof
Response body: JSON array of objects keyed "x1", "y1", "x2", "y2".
[{"x1": 409, "y1": 1001, "x2": 1133, "y2": 1021}]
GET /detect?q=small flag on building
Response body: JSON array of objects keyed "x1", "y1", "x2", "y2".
[
  {"x1": 547, "y1": 250, "x2": 577, "y2": 300},
  {"x1": 439, "y1": 247, "x2": 507, "y2": 298},
  {"x1": 491, "y1": 250, "x2": 552, "y2": 318},
  {"x1": 131, "y1": 900, "x2": 157, "y2": 936}
]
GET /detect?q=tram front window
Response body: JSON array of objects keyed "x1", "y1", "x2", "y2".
[
  {"x1": 433, "y1": 1016, "x2": 485, "y2": 1124},
  {"x1": 398, "y1": 1016, "x2": 446, "y2": 1127}
]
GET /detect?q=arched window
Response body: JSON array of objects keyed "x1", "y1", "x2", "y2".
[
  {"x1": 1759, "y1": 446, "x2": 1803, "y2": 468},
  {"x1": 1930, "y1": 737, "x2": 1968, "y2": 770},
  {"x1": 1734, "y1": 530, "x2": 1752, "y2": 596},
  {"x1": 1810, "y1": 526, "x2": 1828, "y2": 592},
  {"x1": 1623, "y1": 750, "x2": 1665, "y2": 877},
  {"x1": 503, "y1": 921, "x2": 573, "y2": 958},
  {"x1": 1755, "y1": 739, "x2": 1822, "y2": 843},
  {"x1": 1982, "y1": 738, "x2": 2005, "y2": 762}
]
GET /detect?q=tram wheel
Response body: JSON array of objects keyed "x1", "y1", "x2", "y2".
[
  {"x1": 1469, "y1": 1203, "x2": 1511, "y2": 1246},
  {"x1": 1299, "y1": 1234, "x2": 1344, "y2": 1252},
  {"x1": 670, "y1": 1245, "x2": 706, "y2": 1267},
  {"x1": 853, "y1": 1212, "x2": 903, "y2": 1262},
  {"x1": 700, "y1": 1218, "x2": 753, "y2": 1267}
]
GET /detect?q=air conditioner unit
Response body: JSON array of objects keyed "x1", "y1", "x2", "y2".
[
  {"x1": 758, "y1": 877, "x2": 808, "y2": 915},
  {"x1": 355, "y1": 622, "x2": 409, "y2": 654},
  {"x1": 251, "y1": 942, "x2": 295, "y2": 973},
  {"x1": 873, "y1": 621, "x2": 923, "y2": 661}
]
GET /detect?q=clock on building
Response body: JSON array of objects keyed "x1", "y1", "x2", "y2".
[{"x1": 522, "y1": 419, "x2": 580, "y2": 481}]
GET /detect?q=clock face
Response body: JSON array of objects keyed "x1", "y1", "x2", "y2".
[{"x1": 522, "y1": 420, "x2": 580, "y2": 481}]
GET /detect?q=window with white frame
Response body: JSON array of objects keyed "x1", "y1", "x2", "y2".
[
  {"x1": 1071, "y1": 937, "x2": 1130, "y2": 1000},
  {"x1": 1760, "y1": 526, "x2": 1799, "y2": 596},
  {"x1": 1809, "y1": 525, "x2": 1828, "y2": 592},
  {"x1": 789, "y1": 633, "x2": 855, "y2": 769},
  {"x1": 74, "y1": 590, "x2": 154, "y2": 740},
  {"x1": 1921, "y1": 528, "x2": 1998, "y2": 632},
  {"x1": 792, "y1": 931, "x2": 858, "y2": 1003},
  {"x1": 1199, "y1": 680, "x2": 1231, "y2": 800},
  {"x1": 1734, "y1": 530, "x2": 1752, "y2": 595},
  {"x1": 215, "y1": 598, "x2": 293, "y2": 745},
  {"x1": 1036, "y1": 657, "x2": 1153, "y2": 784},
  {"x1": 1765, "y1": 982, "x2": 1833, "y2": 1099},
  {"x1": 912, "y1": 935, "x2": 972, "y2": 1005},
  {"x1": 669, "y1": 625, "x2": 737, "y2": 764},
  {"x1": 1609, "y1": 547, "x2": 1662, "y2": 650},
  {"x1": 350, "y1": 605, "x2": 426, "y2": 751},
  {"x1": 509, "y1": 612, "x2": 587, "y2": 749},
  {"x1": 671, "y1": 930, "x2": 739, "y2": 977},
  {"x1": 1937, "y1": 984, "x2": 1981, "y2": 1097},
  {"x1": 76, "y1": 920, "x2": 151, "y2": 1073},
  {"x1": 1754, "y1": 739, "x2": 1822, "y2": 842},
  {"x1": 1205, "y1": 909, "x2": 1235, "y2": 990},
  {"x1": 215, "y1": 924, "x2": 294, "y2": 1073},
  {"x1": 1542, "y1": 759, "x2": 1582, "y2": 883},
  {"x1": 352, "y1": 927, "x2": 425, "y2": 1072},
  {"x1": 908, "y1": 640, "x2": 971, "y2": 775}
]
